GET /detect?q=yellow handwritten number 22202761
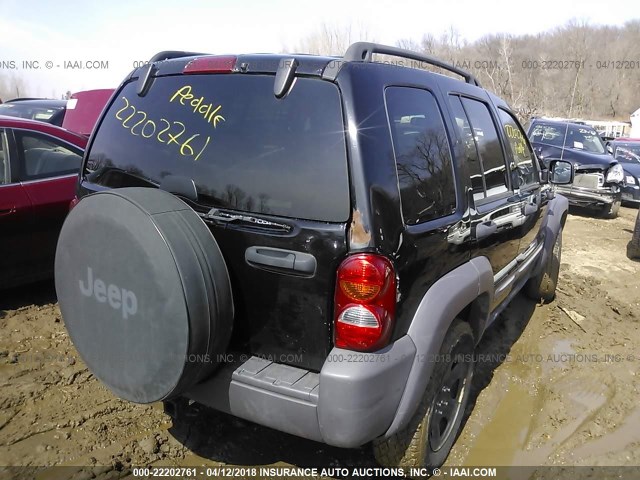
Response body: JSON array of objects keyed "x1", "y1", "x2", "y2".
[{"x1": 114, "y1": 95, "x2": 220, "y2": 161}]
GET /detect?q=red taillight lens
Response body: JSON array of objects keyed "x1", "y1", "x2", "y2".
[
  {"x1": 184, "y1": 56, "x2": 236, "y2": 74},
  {"x1": 69, "y1": 196, "x2": 79, "y2": 211},
  {"x1": 334, "y1": 254, "x2": 396, "y2": 352}
]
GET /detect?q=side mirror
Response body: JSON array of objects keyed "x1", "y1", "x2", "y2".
[
  {"x1": 607, "y1": 145, "x2": 614, "y2": 155},
  {"x1": 549, "y1": 160, "x2": 574, "y2": 185}
]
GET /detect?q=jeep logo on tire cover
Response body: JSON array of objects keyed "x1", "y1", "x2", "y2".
[{"x1": 79, "y1": 267, "x2": 138, "y2": 319}]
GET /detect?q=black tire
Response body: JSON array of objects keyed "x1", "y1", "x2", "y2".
[
  {"x1": 600, "y1": 199, "x2": 621, "y2": 219},
  {"x1": 628, "y1": 209, "x2": 640, "y2": 259},
  {"x1": 373, "y1": 320, "x2": 474, "y2": 471},
  {"x1": 525, "y1": 230, "x2": 562, "y2": 304}
]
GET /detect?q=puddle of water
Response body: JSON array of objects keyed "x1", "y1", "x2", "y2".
[
  {"x1": 542, "y1": 339, "x2": 576, "y2": 374},
  {"x1": 462, "y1": 357, "x2": 616, "y2": 469},
  {"x1": 464, "y1": 381, "x2": 537, "y2": 466},
  {"x1": 552, "y1": 340, "x2": 575, "y2": 357}
]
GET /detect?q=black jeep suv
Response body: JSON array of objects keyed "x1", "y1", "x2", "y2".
[{"x1": 54, "y1": 43, "x2": 571, "y2": 469}]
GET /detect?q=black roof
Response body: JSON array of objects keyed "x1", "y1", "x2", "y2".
[
  {"x1": 4, "y1": 98, "x2": 66, "y2": 108},
  {"x1": 144, "y1": 42, "x2": 480, "y2": 87},
  {"x1": 530, "y1": 118, "x2": 597, "y2": 130}
]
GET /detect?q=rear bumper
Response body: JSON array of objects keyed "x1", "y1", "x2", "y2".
[
  {"x1": 183, "y1": 335, "x2": 416, "y2": 448},
  {"x1": 555, "y1": 184, "x2": 621, "y2": 208}
]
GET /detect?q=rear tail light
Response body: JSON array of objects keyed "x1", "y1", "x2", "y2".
[
  {"x1": 184, "y1": 56, "x2": 236, "y2": 74},
  {"x1": 334, "y1": 254, "x2": 396, "y2": 351}
]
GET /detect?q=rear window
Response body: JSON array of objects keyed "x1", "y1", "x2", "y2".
[
  {"x1": 0, "y1": 103, "x2": 64, "y2": 122},
  {"x1": 85, "y1": 75, "x2": 349, "y2": 222}
]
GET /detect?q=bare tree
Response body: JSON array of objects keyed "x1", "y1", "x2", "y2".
[
  {"x1": 0, "y1": 73, "x2": 29, "y2": 101},
  {"x1": 287, "y1": 22, "x2": 375, "y2": 56},
  {"x1": 284, "y1": 20, "x2": 640, "y2": 122}
]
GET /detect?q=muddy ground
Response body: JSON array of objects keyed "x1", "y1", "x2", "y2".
[{"x1": 0, "y1": 207, "x2": 639, "y2": 478}]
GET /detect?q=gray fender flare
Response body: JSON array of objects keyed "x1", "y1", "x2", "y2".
[
  {"x1": 532, "y1": 193, "x2": 568, "y2": 278},
  {"x1": 382, "y1": 256, "x2": 494, "y2": 438}
]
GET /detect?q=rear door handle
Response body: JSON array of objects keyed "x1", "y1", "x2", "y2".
[{"x1": 245, "y1": 246, "x2": 316, "y2": 275}]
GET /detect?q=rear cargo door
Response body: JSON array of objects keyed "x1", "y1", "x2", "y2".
[{"x1": 80, "y1": 73, "x2": 350, "y2": 371}]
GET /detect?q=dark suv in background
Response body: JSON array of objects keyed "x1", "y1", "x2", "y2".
[
  {"x1": 54, "y1": 43, "x2": 570, "y2": 470},
  {"x1": 527, "y1": 118, "x2": 624, "y2": 217}
]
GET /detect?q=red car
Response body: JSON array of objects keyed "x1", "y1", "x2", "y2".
[
  {"x1": 0, "y1": 116, "x2": 87, "y2": 289},
  {"x1": 63, "y1": 89, "x2": 115, "y2": 136}
]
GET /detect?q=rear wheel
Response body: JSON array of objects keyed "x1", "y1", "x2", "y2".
[
  {"x1": 373, "y1": 320, "x2": 474, "y2": 471},
  {"x1": 525, "y1": 230, "x2": 562, "y2": 303}
]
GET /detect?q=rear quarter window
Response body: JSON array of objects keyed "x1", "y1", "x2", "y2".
[
  {"x1": 85, "y1": 75, "x2": 350, "y2": 222},
  {"x1": 385, "y1": 87, "x2": 456, "y2": 224}
]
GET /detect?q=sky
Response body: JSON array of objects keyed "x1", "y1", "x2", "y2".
[{"x1": 0, "y1": 0, "x2": 639, "y2": 98}]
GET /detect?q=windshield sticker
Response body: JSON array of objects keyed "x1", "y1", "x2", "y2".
[
  {"x1": 114, "y1": 96, "x2": 211, "y2": 161},
  {"x1": 169, "y1": 85, "x2": 225, "y2": 128},
  {"x1": 573, "y1": 141, "x2": 584, "y2": 149}
]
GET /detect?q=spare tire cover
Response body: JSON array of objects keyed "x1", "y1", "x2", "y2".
[{"x1": 55, "y1": 187, "x2": 233, "y2": 404}]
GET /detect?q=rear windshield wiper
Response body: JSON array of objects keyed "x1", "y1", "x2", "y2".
[{"x1": 204, "y1": 208, "x2": 291, "y2": 232}]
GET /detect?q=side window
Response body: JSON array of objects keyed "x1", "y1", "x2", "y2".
[
  {"x1": 449, "y1": 96, "x2": 484, "y2": 202},
  {"x1": 460, "y1": 97, "x2": 509, "y2": 197},
  {"x1": 498, "y1": 109, "x2": 538, "y2": 188},
  {"x1": 0, "y1": 129, "x2": 8, "y2": 185},
  {"x1": 385, "y1": 87, "x2": 456, "y2": 224},
  {"x1": 15, "y1": 131, "x2": 82, "y2": 181}
]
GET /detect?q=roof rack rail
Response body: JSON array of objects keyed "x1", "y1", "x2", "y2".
[
  {"x1": 324, "y1": 41, "x2": 480, "y2": 86},
  {"x1": 148, "y1": 51, "x2": 207, "y2": 63}
]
